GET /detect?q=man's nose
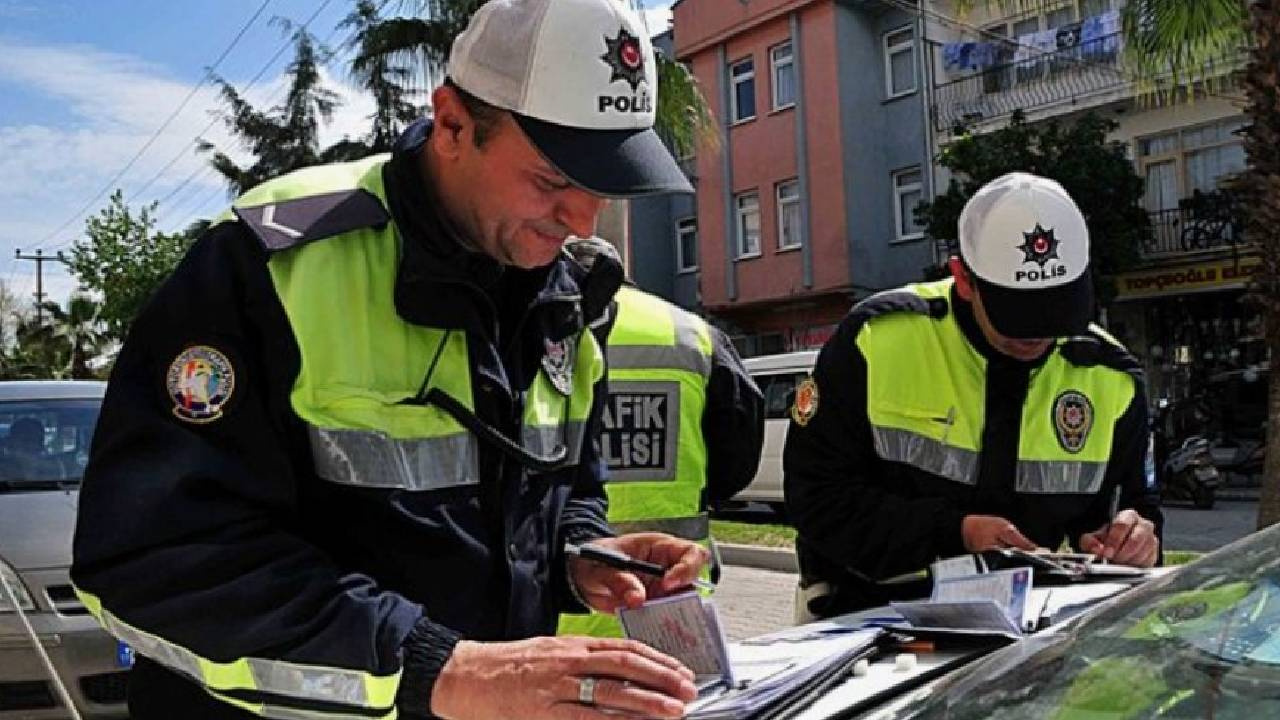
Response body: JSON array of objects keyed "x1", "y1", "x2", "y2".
[{"x1": 555, "y1": 187, "x2": 606, "y2": 239}]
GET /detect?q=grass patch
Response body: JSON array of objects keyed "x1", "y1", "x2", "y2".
[
  {"x1": 1164, "y1": 550, "x2": 1203, "y2": 566},
  {"x1": 711, "y1": 520, "x2": 796, "y2": 548}
]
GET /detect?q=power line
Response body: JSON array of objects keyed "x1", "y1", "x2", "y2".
[
  {"x1": 46, "y1": 0, "x2": 340, "y2": 254},
  {"x1": 138, "y1": 0, "x2": 400, "y2": 234},
  {"x1": 33, "y1": 0, "x2": 275, "y2": 251}
]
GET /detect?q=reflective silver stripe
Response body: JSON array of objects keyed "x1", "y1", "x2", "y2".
[
  {"x1": 210, "y1": 690, "x2": 397, "y2": 720},
  {"x1": 87, "y1": 595, "x2": 391, "y2": 710},
  {"x1": 608, "y1": 345, "x2": 711, "y2": 376},
  {"x1": 523, "y1": 420, "x2": 587, "y2": 466},
  {"x1": 871, "y1": 426, "x2": 979, "y2": 485},
  {"x1": 1016, "y1": 460, "x2": 1108, "y2": 494},
  {"x1": 309, "y1": 426, "x2": 479, "y2": 490},
  {"x1": 611, "y1": 514, "x2": 710, "y2": 541},
  {"x1": 97, "y1": 606, "x2": 204, "y2": 681}
]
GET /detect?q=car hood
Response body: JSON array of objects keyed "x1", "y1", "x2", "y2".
[{"x1": 0, "y1": 489, "x2": 77, "y2": 571}]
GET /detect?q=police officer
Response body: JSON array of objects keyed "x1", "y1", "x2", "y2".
[
  {"x1": 70, "y1": 1, "x2": 711, "y2": 718},
  {"x1": 785, "y1": 173, "x2": 1163, "y2": 620},
  {"x1": 557, "y1": 237, "x2": 765, "y2": 637}
]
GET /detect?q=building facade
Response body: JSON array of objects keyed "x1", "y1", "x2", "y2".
[
  {"x1": 661, "y1": 0, "x2": 935, "y2": 356},
  {"x1": 925, "y1": 0, "x2": 1260, "y2": 410}
]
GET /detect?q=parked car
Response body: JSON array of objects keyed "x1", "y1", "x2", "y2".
[
  {"x1": 731, "y1": 351, "x2": 817, "y2": 512},
  {"x1": 0, "y1": 381, "x2": 127, "y2": 718},
  {"x1": 874, "y1": 520, "x2": 1280, "y2": 719}
]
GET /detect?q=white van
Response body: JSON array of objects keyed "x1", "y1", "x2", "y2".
[{"x1": 730, "y1": 350, "x2": 819, "y2": 512}]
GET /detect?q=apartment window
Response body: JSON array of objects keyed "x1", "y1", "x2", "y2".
[
  {"x1": 770, "y1": 42, "x2": 796, "y2": 110},
  {"x1": 892, "y1": 168, "x2": 925, "y2": 241},
  {"x1": 884, "y1": 26, "x2": 916, "y2": 98},
  {"x1": 734, "y1": 191, "x2": 761, "y2": 258},
  {"x1": 730, "y1": 58, "x2": 756, "y2": 123},
  {"x1": 1137, "y1": 118, "x2": 1246, "y2": 211},
  {"x1": 776, "y1": 179, "x2": 802, "y2": 250},
  {"x1": 675, "y1": 217, "x2": 698, "y2": 273}
]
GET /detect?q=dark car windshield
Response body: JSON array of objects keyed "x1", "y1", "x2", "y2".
[
  {"x1": 892, "y1": 524, "x2": 1280, "y2": 719},
  {"x1": 0, "y1": 398, "x2": 101, "y2": 492}
]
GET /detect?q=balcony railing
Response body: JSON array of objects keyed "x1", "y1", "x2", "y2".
[
  {"x1": 932, "y1": 33, "x2": 1127, "y2": 133},
  {"x1": 1144, "y1": 190, "x2": 1246, "y2": 258}
]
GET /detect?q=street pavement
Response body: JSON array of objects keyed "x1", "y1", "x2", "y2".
[
  {"x1": 716, "y1": 564, "x2": 798, "y2": 641},
  {"x1": 1162, "y1": 498, "x2": 1258, "y2": 551}
]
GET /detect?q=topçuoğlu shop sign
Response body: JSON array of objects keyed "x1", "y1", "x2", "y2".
[{"x1": 1113, "y1": 256, "x2": 1262, "y2": 301}]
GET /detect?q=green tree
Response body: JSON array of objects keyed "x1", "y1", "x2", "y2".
[
  {"x1": 66, "y1": 190, "x2": 192, "y2": 341},
  {"x1": 347, "y1": 0, "x2": 718, "y2": 158},
  {"x1": 199, "y1": 22, "x2": 342, "y2": 195},
  {"x1": 917, "y1": 111, "x2": 1149, "y2": 301}
]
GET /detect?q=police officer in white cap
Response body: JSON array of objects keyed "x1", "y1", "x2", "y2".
[
  {"x1": 784, "y1": 172, "x2": 1162, "y2": 621},
  {"x1": 72, "y1": 0, "x2": 706, "y2": 717}
]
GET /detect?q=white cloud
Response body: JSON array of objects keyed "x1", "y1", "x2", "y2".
[
  {"x1": 0, "y1": 38, "x2": 379, "y2": 303},
  {"x1": 640, "y1": 7, "x2": 673, "y2": 37}
]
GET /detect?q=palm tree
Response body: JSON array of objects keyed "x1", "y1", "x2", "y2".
[
  {"x1": 340, "y1": 0, "x2": 426, "y2": 153},
  {"x1": 40, "y1": 295, "x2": 107, "y2": 379},
  {"x1": 347, "y1": 0, "x2": 717, "y2": 158}
]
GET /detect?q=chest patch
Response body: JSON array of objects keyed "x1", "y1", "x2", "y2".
[
  {"x1": 1052, "y1": 390, "x2": 1093, "y2": 453},
  {"x1": 167, "y1": 345, "x2": 235, "y2": 424},
  {"x1": 542, "y1": 337, "x2": 576, "y2": 396}
]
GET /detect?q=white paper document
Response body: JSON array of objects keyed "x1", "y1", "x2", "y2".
[{"x1": 891, "y1": 567, "x2": 1033, "y2": 636}]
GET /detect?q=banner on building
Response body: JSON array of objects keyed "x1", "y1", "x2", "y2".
[{"x1": 1113, "y1": 255, "x2": 1262, "y2": 301}]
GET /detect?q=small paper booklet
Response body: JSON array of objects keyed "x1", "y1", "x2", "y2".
[
  {"x1": 891, "y1": 567, "x2": 1033, "y2": 637},
  {"x1": 620, "y1": 592, "x2": 882, "y2": 720},
  {"x1": 618, "y1": 591, "x2": 735, "y2": 689}
]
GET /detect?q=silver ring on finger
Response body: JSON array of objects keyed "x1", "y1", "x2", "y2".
[{"x1": 578, "y1": 676, "x2": 598, "y2": 706}]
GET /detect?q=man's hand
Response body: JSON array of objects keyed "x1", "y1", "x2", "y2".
[
  {"x1": 961, "y1": 515, "x2": 1037, "y2": 553},
  {"x1": 431, "y1": 636, "x2": 698, "y2": 720},
  {"x1": 568, "y1": 533, "x2": 710, "y2": 615},
  {"x1": 1079, "y1": 509, "x2": 1159, "y2": 567}
]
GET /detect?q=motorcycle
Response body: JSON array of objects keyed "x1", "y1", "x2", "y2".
[{"x1": 1152, "y1": 398, "x2": 1221, "y2": 509}]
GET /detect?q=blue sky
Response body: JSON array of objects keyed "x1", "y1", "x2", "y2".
[{"x1": 0, "y1": 0, "x2": 674, "y2": 304}]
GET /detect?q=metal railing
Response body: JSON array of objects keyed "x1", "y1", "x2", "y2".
[
  {"x1": 1144, "y1": 190, "x2": 1246, "y2": 258},
  {"x1": 932, "y1": 33, "x2": 1127, "y2": 133}
]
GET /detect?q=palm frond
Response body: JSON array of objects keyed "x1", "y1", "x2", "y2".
[
  {"x1": 655, "y1": 53, "x2": 720, "y2": 158},
  {"x1": 1122, "y1": 0, "x2": 1250, "y2": 101}
]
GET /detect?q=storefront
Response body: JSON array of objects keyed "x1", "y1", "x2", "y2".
[{"x1": 1106, "y1": 254, "x2": 1266, "y2": 403}]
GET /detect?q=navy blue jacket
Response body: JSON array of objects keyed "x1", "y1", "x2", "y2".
[{"x1": 72, "y1": 120, "x2": 617, "y2": 718}]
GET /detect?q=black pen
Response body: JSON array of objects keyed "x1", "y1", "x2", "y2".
[
  {"x1": 565, "y1": 543, "x2": 715, "y2": 591},
  {"x1": 1099, "y1": 485, "x2": 1122, "y2": 563}
]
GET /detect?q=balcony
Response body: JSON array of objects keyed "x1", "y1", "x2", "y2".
[
  {"x1": 931, "y1": 33, "x2": 1127, "y2": 134},
  {"x1": 1144, "y1": 190, "x2": 1248, "y2": 259}
]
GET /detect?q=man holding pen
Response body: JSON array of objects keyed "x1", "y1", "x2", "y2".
[{"x1": 785, "y1": 173, "x2": 1163, "y2": 621}]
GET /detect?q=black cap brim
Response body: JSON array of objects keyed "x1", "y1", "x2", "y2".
[
  {"x1": 513, "y1": 114, "x2": 693, "y2": 198},
  {"x1": 972, "y1": 270, "x2": 1094, "y2": 339}
]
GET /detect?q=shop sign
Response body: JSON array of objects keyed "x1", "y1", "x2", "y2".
[{"x1": 1113, "y1": 256, "x2": 1262, "y2": 301}]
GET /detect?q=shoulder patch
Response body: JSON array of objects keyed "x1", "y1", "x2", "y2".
[
  {"x1": 792, "y1": 377, "x2": 820, "y2": 426},
  {"x1": 1059, "y1": 327, "x2": 1143, "y2": 378},
  {"x1": 168, "y1": 345, "x2": 236, "y2": 423},
  {"x1": 234, "y1": 189, "x2": 389, "y2": 252},
  {"x1": 847, "y1": 289, "x2": 948, "y2": 327}
]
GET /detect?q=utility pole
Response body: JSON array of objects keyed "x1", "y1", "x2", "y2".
[{"x1": 14, "y1": 248, "x2": 66, "y2": 326}]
